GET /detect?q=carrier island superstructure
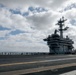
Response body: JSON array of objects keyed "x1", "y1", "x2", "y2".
[{"x1": 44, "y1": 17, "x2": 74, "y2": 54}]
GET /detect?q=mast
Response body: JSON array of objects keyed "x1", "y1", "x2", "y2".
[{"x1": 56, "y1": 17, "x2": 68, "y2": 39}]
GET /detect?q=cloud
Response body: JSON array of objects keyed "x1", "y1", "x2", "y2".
[
  {"x1": 27, "y1": 10, "x2": 61, "y2": 30},
  {"x1": 0, "y1": 0, "x2": 69, "y2": 11},
  {"x1": 0, "y1": 30, "x2": 9, "y2": 37}
]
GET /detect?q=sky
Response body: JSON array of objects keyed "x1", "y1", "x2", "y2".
[{"x1": 0, "y1": 0, "x2": 76, "y2": 52}]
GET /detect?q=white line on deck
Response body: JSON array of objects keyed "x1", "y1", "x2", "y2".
[{"x1": 0, "y1": 57, "x2": 76, "y2": 67}]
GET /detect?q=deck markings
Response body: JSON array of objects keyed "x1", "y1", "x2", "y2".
[
  {"x1": 0, "y1": 57, "x2": 76, "y2": 67},
  {"x1": 0, "y1": 63, "x2": 76, "y2": 75}
]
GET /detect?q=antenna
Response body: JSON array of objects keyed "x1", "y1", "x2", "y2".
[{"x1": 56, "y1": 17, "x2": 67, "y2": 38}]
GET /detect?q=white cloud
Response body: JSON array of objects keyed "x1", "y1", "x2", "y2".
[
  {"x1": 27, "y1": 10, "x2": 61, "y2": 30},
  {"x1": 0, "y1": 8, "x2": 12, "y2": 28},
  {"x1": 0, "y1": 0, "x2": 69, "y2": 11},
  {"x1": 0, "y1": 30, "x2": 9, "y2": 37}
]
